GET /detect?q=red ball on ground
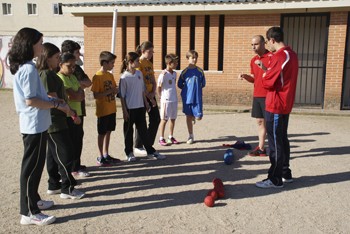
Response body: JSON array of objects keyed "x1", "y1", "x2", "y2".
[
  {"x1": 207, "y1": 189, "x2": 218, "y2": 200},
  {"x1": 212, "y1": 178, "x2": 222, "y2": 185},
  {"x1": 214, "y1": 182, "x2": 224, "y2": 189},
  {"x1": 204, "y1": 196, "x2": 215, "y2": 207},
  {"x1": 214, "y1": 188, "x2": 225, "y2": 198}
]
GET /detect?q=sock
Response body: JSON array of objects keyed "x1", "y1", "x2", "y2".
[
  {"x1": 189, "y1": 134, "x2": 194, "y2": 138},
  {"x1": 103, "y1": 154, "x2": 108, "y2": 158},
  {"x1": 169, "y1": 135, "x2": 173, "y2": 139},
  {"x1": 160, "y1": 137, "x2": 164, "y2": 140}
]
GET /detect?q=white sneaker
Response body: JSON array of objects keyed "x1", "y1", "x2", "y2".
[
  {"x1": 147, "y1": 151, "x2": 166, "y2": 160},
  {"x1": 37, "y1": 200, "x2": 54, "y2": 210},
  {"x1": 47, "y1": 189, "x2": 60, "y2": 195},
  {"x1": 60, "y1": 188, "x2": 85, "y2": 199},
  {"x1": 126, "y1": 152, "x2": 136, "y2": 162},
  {"x1": 255, "y1": 179, "x2": 284, "y2": 189},
  {"x1": 134, "y1": 147, "x2": 147, "y2": 155},
  {"x1": 72, "y1": 169, "x2": 90, "y2": 177},
  {"x1": 20, "y1": 212, "x2": 56, "y2": 226},
  {"x1": 187, "y1": 137, "x2": 194, "y2": 144}
]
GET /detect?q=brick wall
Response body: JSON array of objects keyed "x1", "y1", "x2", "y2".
[{"x1": 324, "y1": 12, "x2": 348, "y2": 109}]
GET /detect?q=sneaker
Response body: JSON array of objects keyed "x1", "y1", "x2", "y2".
[
  {"x1": 159, "y1": 139, "x2": 168, "y2": 146},
  {"x1": 282, "y1": 177, "x2": 293, "y2": 183},
  {"x1": 20, "y1": 213, "x2": 56, "y2": 226},
  {"x1": 249, "y1": 146, "x2": 267, "y2": 156},
  {"x1": 255, "y1": 179, "x2": 284, "y2": 189},
  {"x1": 147, "y1": 151, "x2": 166, "y2": 160},
  {"x1": 37, "y1": 200, "x2": 54, "y2": 210},
  {"x1": 105, "y1": 155, "x2": 122, "y2": 163},
  {"x1": 126, "y1": 152, "x2": 136, "y2": 162},
  {"x1": 72, "y1": 169, "x2": 90, "y2": 177},
  {"x1": 167, "y1": 137, "x2": 179, "y2": 144},
  {"x1": 47, "y1": 189, "x2": 60, "y2": 195},
  {"x1": 60, "y1": 188, "x2": 85, "y2": 200},
  {"x1": 187, "y1": 137, "x2": 194, "y2": 144},
  {"x1": 134, "y1": 147, "x2": 147, "y2": 155},
  {"x1": 96, "y1": 157, "x2": 112, "y2": 167}
]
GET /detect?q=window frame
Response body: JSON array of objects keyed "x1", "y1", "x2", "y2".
[
  {"x1": 52, "y1": 2, "x2": 63, "y2": 16},
  {"x1": 2, "y1": 3, "x2": 12, "y2": 15},
  {"x1": 27, "y1": 3, "x2": 38, "y2": 16}
]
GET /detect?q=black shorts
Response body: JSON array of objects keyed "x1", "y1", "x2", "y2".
[
  {"x1": 251, "y1": 97, "x2": 266, "y2": 118},
  {"x1": 97, "y1": 113, "x2": 116, "y2": 135}
]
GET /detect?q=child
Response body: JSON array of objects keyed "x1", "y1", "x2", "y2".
[
  {"x1": 134, "y1": 41, "x2": 160, "y2": 155},
  {"x1": 119, "y1": 52, "x2": 165, "y2": 161},
  {"x1": 37, "y1": 43, "x2": 85, "y2": 200},
  {"x1": 177, "y1": 50, "x2": 206, "y2": 144},
  {"x1": 57, "y1": 53, "x2": 89, "y2": 176},
  {"x1": 90, "y1": 51, "x2": 121, "y2": 166},
  {"x1": 9, "y1": 27, "x2": 68, "y2": 225},
  {"x1": 157, "y1": 53, "x2": 179, "y2": 146},
  {"x1": 61, "y1": 40, "x2": 91, "y2": 174}
]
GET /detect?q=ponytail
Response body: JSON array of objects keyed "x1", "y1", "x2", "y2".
[
  {"x1": 119, "y1": 52, "x2": 139, "y2": 73},
  {"x1": 135, "y1": 41, "x2": 154, "y2": 57}
]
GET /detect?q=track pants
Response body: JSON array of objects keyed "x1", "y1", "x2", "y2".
[
  {"x1": 265, "y1": 111, "x2": 292, "y2": 186},
  {"x1": 135, "y1": 97, "x2": 160, "y2": 148},
  {"x1": 47, "y1": 129, "x2": 77, "y2": 194},
  {"x1": 66, "y1": 116, "x2": 83, "y2": 172},
  {"x1": 124, "y1": 107, "x2": 156, "y2": 155},
  {"x1": 20, "y1": 131, "x2": 47, "y2": 216}
]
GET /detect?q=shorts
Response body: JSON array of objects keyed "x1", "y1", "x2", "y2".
[
  {"x1": 160, "y1": 101, "x2": 178, "y2": 120},
  {"x1": 97, "y1": 113, "x2": 116, "y2": 135},
  {"x1": 182, "y1": 103, "x2": 203, "y2": 118},
  {"x1": 251, "y1": 97, "x2": 266, "y2": 118}
]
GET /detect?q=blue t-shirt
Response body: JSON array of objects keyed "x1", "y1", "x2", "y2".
[
  {"x1": 13, "y1": 61, "x2": 51, "y2": 134},
  {"x1": 178, "y1": 66, "x2": 206, "y2": 105}
]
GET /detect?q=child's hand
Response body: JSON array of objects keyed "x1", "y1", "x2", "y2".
[
  {"x1": 148, "y1": 92, "x2": 155, "y2": 100},
  {"x1": 123, "y1": 111, "x2": 129, "y2": 122},
  {"x1": 55, "y1": 98, "x2": 66, "y2": 104},
  {"x1": 150, "y1": 98, "x2": 156, "y2": 107},
  {"x1": 57, "y1": 103, "x2": 70, "y2": 114},
  {"x1": 111, "y1": 86, "x2": 119, "y2": 95},
  {"x1": 74, "y1": 116, "x2": 81, "y2": 125},
  {"x1": 145, "y1": 102, "x2": 151, "y2": 112}
]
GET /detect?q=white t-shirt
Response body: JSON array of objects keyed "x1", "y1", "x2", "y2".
[
  {"x1": 119, "y1": 70, "x2": 145, "y2": 109},
  {"x1": 157, "y1": 69, "x2": 178, "y2": 103}
]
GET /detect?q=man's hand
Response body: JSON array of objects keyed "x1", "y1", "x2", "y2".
[
  {"x1": 238, "y1": 74, "x2": 245, "y2": 80},
  {"x1": 255, "y1": 60, "x2": 267, "y2": 72}
]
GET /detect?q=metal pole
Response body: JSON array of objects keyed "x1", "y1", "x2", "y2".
[{"x1": 111, "y1": 8, "x2": 118, "y2": 73}]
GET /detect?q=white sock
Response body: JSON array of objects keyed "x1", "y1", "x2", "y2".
[
  {"x1": 169, "y1": 135, "x2": 173, "y2": 139},
  {"x1": 189, "y1": 134, "x2": 194, "y2": 138},
  {"x1": 160, "y1": 137, "x2": 164, "y2": 141}
]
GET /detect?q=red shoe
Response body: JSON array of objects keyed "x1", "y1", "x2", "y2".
[{"x1": 248, "y1": 146, "x2": 267, "y2": 156}]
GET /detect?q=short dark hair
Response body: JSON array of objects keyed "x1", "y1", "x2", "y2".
[
  {"x1": 164, "y1": 53, "x2": 178, "y2": 65},
  {"x1": 59, "y1": 52, "x2": 76, "y2": 64},
  {"x1": 266, "y1": 27, "x2": 284, "y2": 43},
  {"x1": 61, "y1": 40, "x2": 80, "y2": 53},
  {"x1": 99, "y1": 51, "x2": 116, "y2": 66}
]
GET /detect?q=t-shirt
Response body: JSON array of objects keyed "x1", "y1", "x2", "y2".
[
  {"x1": 157, "y1": 69, "x2": 178, "y2": 103},
  {"x1": 91, "y1": 71, "x2": 117, "y2": 118},
  {"x1": 119, "y1": 70, "x2": 145, "y2": 109},
  {"x1": 251, "y1": 50, "x2": 273, "y2": 97},
  {"x1": 73, "y1": 65, "x2": 89, "y2": 116},
  {"x1": 13, "y1": 61, "x2": 51, "y2": 134},
  {"x1": 137, "y1": 59, "x2": 154, "y2": 93},
  {"x1": 178, "y1": 66, "x2": 206, "y2": 105},
  {"x1": 57, "y1": 72, "x2": 82, "y2": 117},
  {"x1": 40, "y1": 69, "x2": 68, "y2": 133}
]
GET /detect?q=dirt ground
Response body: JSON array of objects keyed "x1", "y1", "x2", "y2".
[{"x1": 0, "y1": 90, "x2": 349, "y2": 234}]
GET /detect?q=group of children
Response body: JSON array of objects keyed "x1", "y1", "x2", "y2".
[{"x1": 10, "y1": 27, "x2": 206, "y2": 226}]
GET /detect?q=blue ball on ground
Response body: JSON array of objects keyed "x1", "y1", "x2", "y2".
[{"x1": 224, "y1": 149, "x2": 233, "y2": 165}]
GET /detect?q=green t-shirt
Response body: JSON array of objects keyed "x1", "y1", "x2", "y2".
[
  {"x1": 57, "y1": 72, "x2": 82, "y2": 117},
  {"x1": 73, "y1": 65, "x2": 88, "y2": 116},
  {"x1": 39, "y1": 69, "x2": 68, "y2": 133}
]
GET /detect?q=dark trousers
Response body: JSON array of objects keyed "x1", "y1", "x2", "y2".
[
  {"x1": 66, "y1": 116, "x2": 83, "y2": 172},
  {"x1": 135, "y1": 97, "x2": 160, "y2": 148},
  {"x1": 124, "y1": 107, "x2": 156, "y2": 155},
  {"x1": 20, "y1": 131, "x2": 47, "y2": 216},
  {"x1": 265, "y1": 111, "x2": 292, "y2": 186},
  {"x1": 47, "y1": 129, "x2": 77, "y2": 194}
]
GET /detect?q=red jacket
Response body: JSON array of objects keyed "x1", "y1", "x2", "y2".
[{"x1": 262, "y1": 46, "x2": 299, "y2": 115}]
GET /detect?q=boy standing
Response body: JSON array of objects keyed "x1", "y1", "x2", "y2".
[
  {"x1": 91, "y1": 51, "x2": 121, "y2": 166},
  {"x1": 157, "y1": 53, "x2": 179, "y2": 146},
  {"x1": 178, "y1": 50, "x2": 206, "y2": 144}
]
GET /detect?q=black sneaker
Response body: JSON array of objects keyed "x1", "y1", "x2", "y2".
[
  {"x1": 249, "y1": 146, "x2": 267, "y2": 156},
  {"x1": 105, "y1": 155, "x2": 122, "y2": 163},
  {"x1": 96, "y1": 157, "x2": 112, "y2": 167}
]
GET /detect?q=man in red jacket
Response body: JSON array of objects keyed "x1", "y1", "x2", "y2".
[{"x1": 254, "y1": 27, "x2": 299, "y2": 188}]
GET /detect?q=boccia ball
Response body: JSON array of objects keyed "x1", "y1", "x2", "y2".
[
  {"x1": 207, "y1": 189, "x2": 218, "y2": 200},
  {"x1": 214, "y1": 182, "x2": 224, "y2": 189},
  {"x1": 212, "y1": 178, "x2": 222, "y2": 185},
  {"x1": 224, "y1": 149, "x2": 233, "y2": 165},
  {"x1": 204, "y1": 196, "x2": 215, "y2": 207},
  {"x1": 215, "y1": 188, "x2": 225, "y2": 198}
]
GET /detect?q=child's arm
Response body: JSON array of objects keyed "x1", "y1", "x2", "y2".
[
  {"x1": 143, "y1": 90, "x2": 151, "y2": 111},
  {"x1": 157, "y1": 85, "x2": 162, "y2": 100},
  {"x1": 66, "y1": 87, "x2": 85, "y2": 102},
  {"x1": 93, "y1": 86, "x2": 119, "y2": 99},
  {"x1": 79, "y1": 78, "x2": 92, "y2": 89},
  {"x1": 120, "y1": 97, "x2": 129, "y2": 122}
]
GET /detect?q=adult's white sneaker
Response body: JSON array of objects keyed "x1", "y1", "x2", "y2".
[
  {"x1": 60, "y1": 188, "x2": 85, "y2": 199},
  {"x1": 37, "y1": 200, "x2": 54, "y2": 210},
  {"x1": 134, "y1": 148, "x2": 147, "y2": 155}
]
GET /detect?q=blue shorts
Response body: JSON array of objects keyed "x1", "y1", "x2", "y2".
[{"x1": 182, "y1": 103, "x2": 203, "y2": 118}]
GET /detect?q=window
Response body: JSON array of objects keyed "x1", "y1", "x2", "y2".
[
  {"x1": 2, "y1": 3, "x2": 12, "y2": 15},
  {"x1": 27, "y1": 3, "x2": 37, "y2": 15},
  {"x1": 53, "y1": 3, "x2": 62, "y2": 15}
]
